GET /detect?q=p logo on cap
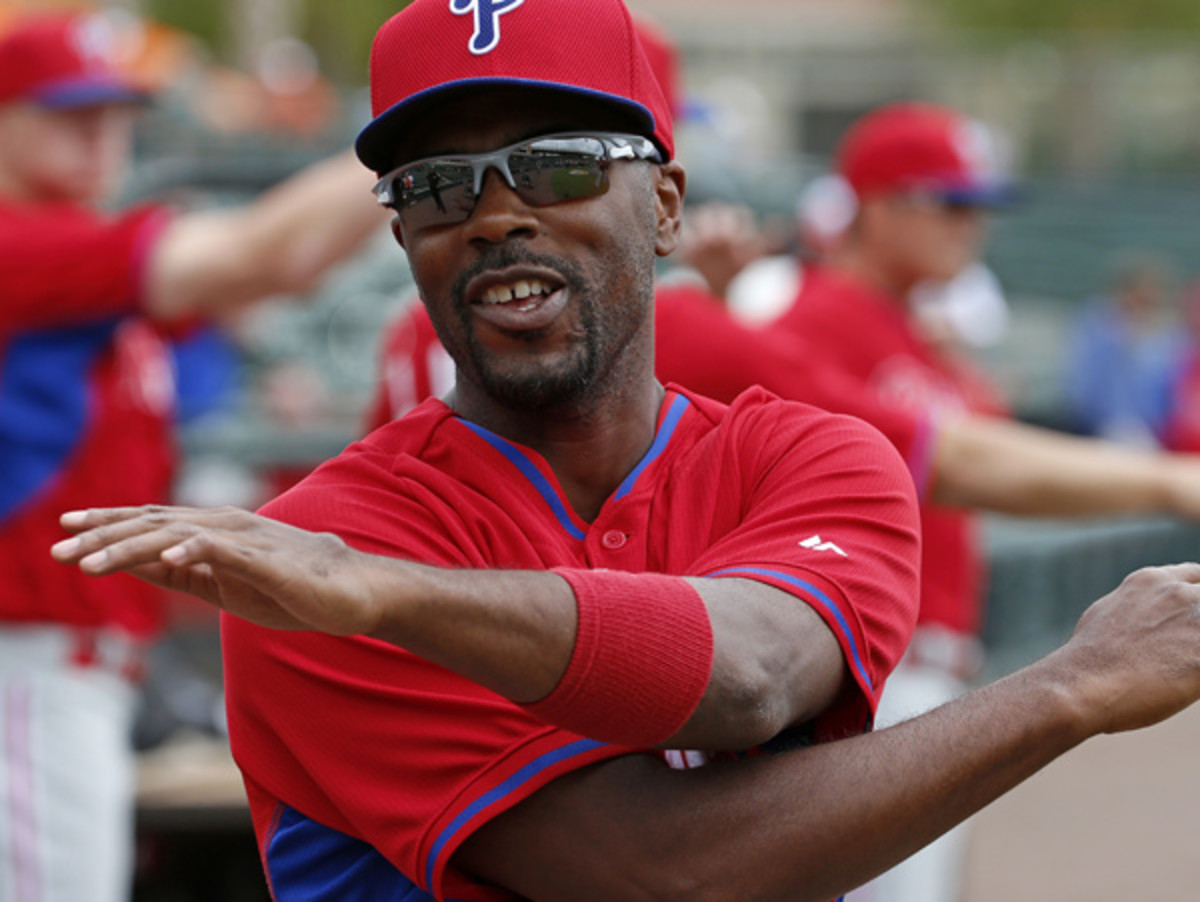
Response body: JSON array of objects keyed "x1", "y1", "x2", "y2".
[{"x1": 451, "y1": 0, "x2": 526, "y2": 55}]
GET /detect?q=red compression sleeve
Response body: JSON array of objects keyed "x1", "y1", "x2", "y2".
[{"x1": 522, "y1": 569, "x2": 714, "y2": 747}]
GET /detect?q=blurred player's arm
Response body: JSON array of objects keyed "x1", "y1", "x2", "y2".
[
  {"x1": 51, "y1": 505, "x2": 846, "y2": 752},
  {"x1": 454, "y1": 563, "x2": 1200, "y2": 900},
  {"x1": 675, "y1": 201, "x2": 773, "y2": 300},
  {"x1": 930, "y1": 414, "x2": 1200, "y2": 518},
  {"x1": 144, "y1": 149, "x2": 389, "y2": 320}
]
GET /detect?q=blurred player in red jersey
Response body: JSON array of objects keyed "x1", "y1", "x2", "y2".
[
  {"x1": 0, "y1": 11, "x2": 387, "y2": 902},
  {"x1": 52, "y1": 2, "x2": 1200, "y2": 900},
  {"x1": 772, "y1": 102, "x2": 1020, "y2": 902}
]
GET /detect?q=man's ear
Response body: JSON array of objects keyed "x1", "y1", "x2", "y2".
[
  {"x1": 653, "y1": 161, "x2": 687, "y2": 258},
  {"x1": 390, "y1": 215, "x2": 406, "y2": 249}
]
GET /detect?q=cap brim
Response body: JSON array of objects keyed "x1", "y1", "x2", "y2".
[
  {"x1": 355, "y1": 77, "x2": 660, "y2": 173},
  {"x1": 938, "y1": 181, "x2": 1019, "y2": 209},
  {"x1": 33, "y1": 77, "x2": 151, "y2": 110}
]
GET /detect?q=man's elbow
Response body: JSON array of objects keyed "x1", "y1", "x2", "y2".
[{"x1": 685, "y1": 663, "x2": 802, "y2": 751}]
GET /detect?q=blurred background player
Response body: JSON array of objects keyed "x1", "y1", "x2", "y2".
[
  {"x1": 0, "y1": 11, "x2": 387, "y2": 902},
  {"x1": 768, "y1": 101, "x2": 1012, "y2": 902}
]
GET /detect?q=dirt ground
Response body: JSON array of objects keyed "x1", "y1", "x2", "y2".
[{"x1": 963, "y1": 700, "x2": 1200, "y2": 901}]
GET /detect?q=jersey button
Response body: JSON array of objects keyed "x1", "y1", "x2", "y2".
[{"x1": 601, "y1": 530, "x2": 628, "y2": 550}]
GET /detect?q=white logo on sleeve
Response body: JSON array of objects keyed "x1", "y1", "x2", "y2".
[{"x1": 799, "y1": 535, "x2": 848, "y2": 557}]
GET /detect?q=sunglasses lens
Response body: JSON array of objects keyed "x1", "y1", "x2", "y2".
[
  {"x1": 509, "y1": 140, "x2": 611, "y2": 207},
  {"x1": 394, "y1": 160, "x2": 477, "y2": 231}
]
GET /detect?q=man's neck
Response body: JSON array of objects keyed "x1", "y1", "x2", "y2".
[{"x1": 453, "y1": 377, "x2": 667, "y2": 524}]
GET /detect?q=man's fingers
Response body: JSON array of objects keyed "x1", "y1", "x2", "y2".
[
  {"x1": 59, "y1": 504, "x2": 249, "y2": 534},
  {"x1": 53, "y1": 506, "x2": 258, "y2": 567},
  {"x1": 1151, "y1": 561, "x2": 1200, "y2": 584},
  {"x1": 60, "y1": 505, "x2": 162, "y2": 532},
  {"x1": 55, "y1": 523, "x2": 198, "y2": 575}
]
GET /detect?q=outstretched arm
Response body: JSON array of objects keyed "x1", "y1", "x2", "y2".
[
  {"x1": 50, "y1": 505, "x2": 845, "y2": 751},
  {"x1": 453, "y1": 564, "x2": 1200, "y2": 901},
  {"x1": 931, "y1": 414, "x2": 1200, "y2": 518},
  {"x1": 144, "y1": 150, "x2": 390, "y2": 320}
]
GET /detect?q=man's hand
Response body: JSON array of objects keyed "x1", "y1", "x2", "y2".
[
  {"x1": 51, "y1": 505, "x2": 382, "y2": 635},
  {"x1": 676, "y1": 202, "x2": 773, "y2": 300},
  {"x1": 1051, "y1": 563, "x2": 1200, "y2": 735}
]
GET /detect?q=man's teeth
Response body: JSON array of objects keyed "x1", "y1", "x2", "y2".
[{"x1": 482, "y1": 279, "x2": 554, "y2": 305}]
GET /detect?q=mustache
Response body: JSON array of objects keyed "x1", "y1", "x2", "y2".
[{"x1": 451, "y1": 245, "x2": 585, "y2": 304}]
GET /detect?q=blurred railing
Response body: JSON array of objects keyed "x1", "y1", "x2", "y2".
[{"x1": 981, "y1": 513, "x2": 1200, "y2": 676}]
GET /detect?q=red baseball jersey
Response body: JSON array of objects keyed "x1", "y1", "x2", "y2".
[
  {"x1": 226, "y1": 385, "x2": 920, "y2": 901},
  {"x1": 0, "y1": 200, "x2": 174, "y2": 637},
  {"x1": 1163, "y1": 351, "x2": 1200, "y2": 453},
  {"x1": 773, "y1": 266, "x2": 1010, "y2": 636},
  {"x1": 366, "y1": 283, "x2": 940, "y2": 497}
]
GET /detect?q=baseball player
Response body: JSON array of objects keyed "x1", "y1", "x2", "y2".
[
  {"x1": 0, "y1": 12, "x2": 387, "y2": 902},
  {"x1": 51, "y1": 2, "x2": 1200, "y2": 901},
  {"x1": 772, "y1": 102, "x2": 1022, "y2": 902}
]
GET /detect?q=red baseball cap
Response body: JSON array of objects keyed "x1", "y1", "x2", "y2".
[
  {"x1": 837, "y1": 102, "x2": 1013, "y2": 207},
  {"x1": 0, "y1": 13, "x2": 149, "y2": 110},
  {"x1": 355, "y1": 0, "x2": 674, "y2": 173}
]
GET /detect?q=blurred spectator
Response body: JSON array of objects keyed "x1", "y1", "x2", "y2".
[
  {"x1": 0, "y1": 11, "x2": 386, "y2": 902},
  {"x1": 1063, "y1": 252, "x2": 1184, "y2": 446}
]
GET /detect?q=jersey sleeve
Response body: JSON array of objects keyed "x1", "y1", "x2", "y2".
[
  {"x1": 686, "y1": 393, "x2": 922, "y2": 740},
  {"x1": 225, "y1": 444, "x2": 637, "y2": 901},
  {"x1": 0, "y1": 202, "x2": 170, "y2": 330}
]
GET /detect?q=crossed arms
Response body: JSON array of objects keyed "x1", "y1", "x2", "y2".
[{"x1": 50, "y1": 505, "x2": 1200, "y2": 900}]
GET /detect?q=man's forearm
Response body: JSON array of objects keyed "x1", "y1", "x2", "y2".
[
  {"x1": 368, "y1": 561, "x2": 844, "y2": 750},
  {"x1": 458, "y1": 650, "x2": 1097, "y2": 902},
  {"x1": 368, "y1": 561, "x2": 579, "y2": 703},
  {"x1": 461, "y1": 564, "x2": 1200, "y2": 901},
  {"x1": 52, "y1": 504, "x2": 848, "y2": 751},
  {"x1": 931, "y1": 415, "x2": 1178, "y2": 516},
  {"x1": 144, "y1": 150, "x2": 387, "y2": 319}
]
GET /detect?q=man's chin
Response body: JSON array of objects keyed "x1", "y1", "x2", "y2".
[{"x1": 477, "y1": 360, "x2": 596, "y2": 412}]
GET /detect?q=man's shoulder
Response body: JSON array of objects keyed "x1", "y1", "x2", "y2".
[
  {"x1": 262, "y1": 400, "x2": 460, "y2": 509},
  {"x1": 360, "y1": 395, "x2": 456, "y2": 451},
  {"x1": 671, "y1": 382, "x2": 890, "y2": 454}
]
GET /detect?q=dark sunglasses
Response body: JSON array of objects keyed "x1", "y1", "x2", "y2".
[{"x1": 372, "y1": 131, "x2": 662, "y2": 232}]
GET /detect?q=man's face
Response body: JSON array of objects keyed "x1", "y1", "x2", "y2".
[
  {"x1": 388, "y1": 90, "x2": 683, "y2": 413},
  {"x1": 862, "y1": 190, "x2": 987, "y2": 290},
  {"x1": 0, "y1": 102, "x2": 136, "y2": 204}
]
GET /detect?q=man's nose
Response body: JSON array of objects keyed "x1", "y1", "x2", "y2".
[{"x1": 463, "y1": 166, "x2": 538, "y2": 243}]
